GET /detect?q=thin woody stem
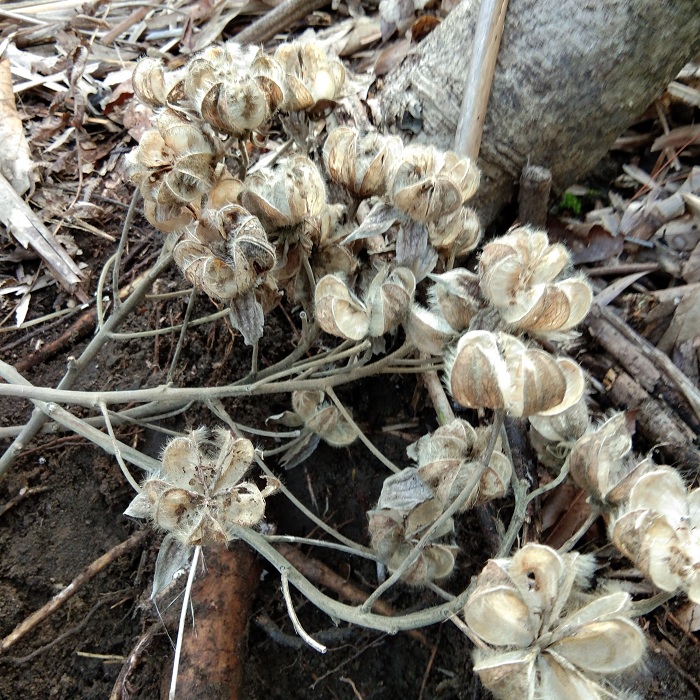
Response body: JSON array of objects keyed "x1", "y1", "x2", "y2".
[{"x1": 325, "y1": 387, "x2": 401, "y2": 474}]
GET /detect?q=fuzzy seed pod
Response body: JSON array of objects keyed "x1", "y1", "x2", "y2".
[
  {"x1": 124, "y1": 428, "x2": 279, "y2": 546},
  {"x1": 426, "y1": 206, "x2": 481, "y2": 257},
  {"x1": 315, "y1": 274, "x2": 369, "y2": 340},
  {"x1": 323, "y1": 127, "x2": 402, "y2": 198},
  {"x1": 567, "y1": 413, "x2": 649, "y2": 507},
  {"x1": 404, "y1": 304, "x2": 457, "y2": 355},
  {"x1": 610, "y1": 466, "x2": 700, "y2": 602},
  {"x1": 387, "y1": 145, "x2": 479, "y2": 222},
  {"x1": 273, "y1": 41, "x2": 345, "y2": 107},
  {"x1": 408, "y1": 418, "x2": 512, "y2": 510},
  {"x1": 368, "y1": 469, "x2": 457, "y2": 585},
  {"x1": 251, "y1": 52, "x2": 313, "y2": 111},
  {"x1": 200, "y1": 76, "x2": 283, "y2": 136},
  {"x1": 291, "y1": 390, "x2": 356, "y2": 446},
  {"x1": 479, "y1": 226, "x2": 592, "y2": 336},
  {"x1": 528, "y1": 396, "x2": 589, "y2": 469},
  {"x1": 242, "y1": 156, "x2": 326, "y2": 229},
  {"x1": 172, "y1": 215, "x2": 275, "y2": 301},
  {"x1": 132, "y1": 56, "x2": 169, "y2": 108},
  {"x1": 428, "y1": 268, "x2": 482, "y2": 332},
  {"x1": 365, "y1": 266, "x2": 416, "y2": 337},
  {"x1": 445, "y1": 331, "x2": 585, "y2": 418},
  {"x1": 464, "y1": 544, "x2": 646, "y2": 700}
]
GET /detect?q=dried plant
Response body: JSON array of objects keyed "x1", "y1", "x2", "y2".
[
  {"x1": 479, "y1": 226, "x2": 592, "y2": 337},
  {"x1": 368, "y1": 469, "x2": 457, "y2": 585},
  {"x1": 567, "y1": 412, "x2": 652, "y2": 507},
  {"x1": 407, "y1": 418, "x2": 511, "y2": 510},
  {"x1": 464, "y1": 544, "x2": 646, "y2": 700},
  {"x1": 315, "y1": 266, "x2": 416, "y2": 341},
  {"x1": 445, "y1": 330, "x2": 585, "y2": 418},
  {"x1": 125, "y1": 428, "x2": 279, "y2": 546},
  {"x1": 610, "y1": 466, "x2": 700, "y2": 603}
]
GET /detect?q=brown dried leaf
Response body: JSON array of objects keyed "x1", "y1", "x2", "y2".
[{"x1": 0, "y1": 57, "x2": 35, "y2": 195}]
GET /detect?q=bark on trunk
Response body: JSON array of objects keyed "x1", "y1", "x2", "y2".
[{"x1": 378, "y1": 0, "x2": 700, "y2": 226}]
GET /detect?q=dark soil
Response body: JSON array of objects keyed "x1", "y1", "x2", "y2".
[{"x1": 1, "y1": 206, "x2": 699, "y2": 700}]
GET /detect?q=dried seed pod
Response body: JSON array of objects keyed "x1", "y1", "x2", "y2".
[
  {"x1": 273, "y1": 41, "x2": 345, "y2": 107},
  {"x1": 528, "y1": 396, "x2": 590, "y2": 468},
  {"x1": 242, "y1": 156, "x2": 326, "y2": 229},
  {"x1": 498, "y1": 277, "x2": 593, "y2": 335},
  {"x1": 568, "y1": 413, "x2": 644, "y2": 506},
  {"x1": 365, "y1": 266, "x2": 416, "y2": 337},
  {"x1": 480, "y1": 227, "x2": 570, "y2": 298},
  {"x1": 409, "y1": 418, "x2": 512, "y2": 510},
  {"x1": 132, "y1": 56, "x2": 168, "y2": 108},
  {"x1": 200, "y1": 76, "x2": 282, "y2": 136},
  {"x1": 404, "y1": 303, "x2": 457, "y2": 355},
  {"x1": 323, "y1": 127, "x2": 402, "y2": 198},
  {"x1": 464, "y1": 544, "x2": 646, "y2": 700},
  {"x1": 173, "y1": 217, "x2": 275, "y2": 301},
  {"x1": 125, "y1": 429, "x2": 279, "y2": 546},
  {"x1": 368, "y1": 471, "x2": 457, "y2": 586},
  {"x1": 387, "y1": 145, "x2": 479, "y2": 222},
  {"x1": 445, "y1": 331, "x2": 584, "y2": 418},
  {"x1": 427, "y1": 206, "x2": 482, "y2": 257},
  {"x1": 428, "y1": 268, "x2": 482, "y2": 332},
  {"x1": 479, "y1": 227, "x2": 592, "y2": 336},
  {"x1": 289, "y1": 390, "x2": 356, "y2": 447},
  {"x1": 142, "y1": 199, "x2": 195, "y2": 233},
  {"x1": 315, "y1": 274, "x2": 369, "y2": 340},
  {"x1": 251, "y1": 52, "x2": 313, "y2": 111},
  {"x1": 610, "y1": 466, "x2": 700, "y2": 603}
]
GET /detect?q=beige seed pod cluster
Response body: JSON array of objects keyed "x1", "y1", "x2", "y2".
[
  {"x1": 172, "y1": 179, "x2": 276, "y2": 303},
  {"x1": 407, "y1": 418, "x2": 512, "y2": 510},
  {"x1": 567, "y1": 412, "x2": 654, "y2": 507},
  {"x1": 323, "y1": 129, "x2": 481, "y2": 254},
  {"x1": 404, "y1": 269, "x2": 483, "y2": 354},
  {"x1": 464, "y1": 544, "x2": 646, "y2": 700},
  {"x1": 126, "y1": 113, "x2": 221, "y2": 232},
  {"x1": 132, "y1": 41, "x2": 344, "y2": 139},
  {"x1": 479, "y1": 226, "x2": 593, "y2": 337},
  {"x1": 315, "y1": 266, "x2": 416, "y2": 341},
  {"x1": 124, "y1": 428, "x2": 279, "y2": 546},
  {"x1": 445, "y1": 330, "x2": 585, "y2": 418},
  {"x1": 367, "y1": 469, "x2": 457, "y2": 585},
  {"x1": 610, "y1": 466, "x2": 700, "y2": 603},
  {"x1": 241, "y1": 156, "x2": 326, "y2": 230}
]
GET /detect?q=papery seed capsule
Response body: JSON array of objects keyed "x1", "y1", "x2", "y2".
[
  {"x1": 427, "y1": 206, "x2": 482, "y2": 257},
  {"x1": 479, "y1": 226, "x2": 570, "y2": 306},
  {"x1": 314, "y1": 274, "x2": 369, "y2": 340},
  {"x1": 404, "y1": 304, "x2": 457, "y2": 355},
  {"x1": 365, "y1": 266, "x2": 416, "y2": 337},
  {"x1": 446, "y1": 331, "x2": 581, "y2": 418},
  {"x1": 323, "y1": 127, "x2": 402, "y2": 198},
  {"x1": 273, "y1": 41, "x2": 345, "y2": 107},
  {"x1": 242, "y1": 156, "x2": 326, "y2": 229},
  {"x1": 132, "y1": 56, "x2": 167, "y2": 108},
  {"x1": 387, "y1": 145, "x2": 479, "y2": 223},
  {"x1": 428, "y1": 268, "x2": 482, "y2": 332},
  {"x1": 200, "y1": 76, "x2": 282, "y2": 136}
]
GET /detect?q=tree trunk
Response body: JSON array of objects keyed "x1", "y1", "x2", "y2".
[{"x1": 378, "y1": 0, "x2": 700, "y2": 226}]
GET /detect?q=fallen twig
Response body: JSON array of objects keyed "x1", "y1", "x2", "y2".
[{"x1": 0, "y1": 529, "x2": 148, "y2": 655}]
